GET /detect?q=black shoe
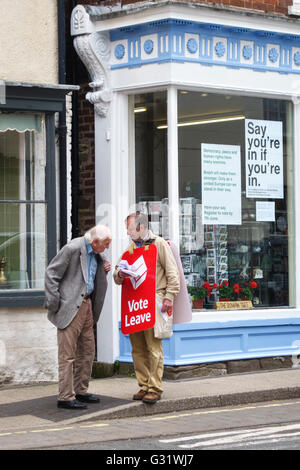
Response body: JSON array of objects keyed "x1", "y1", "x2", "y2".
[
  {"x1": 57, "y1": 399, "x2": 87, "y2": 410},
  {"x1": 75, "y1": 393, "x2": 100, "y2": 404}
]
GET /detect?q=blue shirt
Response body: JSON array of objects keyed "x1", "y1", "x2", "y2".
[
  {"x1": 85, "y1": 239, "x2": 98, "y2": 296},
  {"x1": 134, "y1": 231, "x2": 150, "y2": 248}
]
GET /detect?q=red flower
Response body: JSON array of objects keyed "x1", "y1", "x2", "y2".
[
  {"x1": 203, "y1": 282, "x2": 210, "y2": 289},
  {"x1": 207, "y1": 291, "x2": 212, "y2": 297},
  {"x1": 250, "y1": 281, "x2": 257, "y2": 289},
  {"x1": 221, "y1": 280, "x2": 229, "y2": 286},
  {"x1": 234, "y1": 283, "x2": 240, "y2": 289},
  {"x1": 212, "y1": 283, "x2": 218, "y2": 289}
]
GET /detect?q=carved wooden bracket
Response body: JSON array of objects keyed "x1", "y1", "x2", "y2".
[{"x1": 73, "y1": 32, "x2": 112, "y2": 117}]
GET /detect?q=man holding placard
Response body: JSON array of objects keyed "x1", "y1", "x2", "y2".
[{"x1": 114, "y1": 212, "x2": 180, "y2": 404}]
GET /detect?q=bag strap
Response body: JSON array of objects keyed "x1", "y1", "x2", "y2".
[{"x1": 128, "y1": 242, "x2": 135, "y2": 255}]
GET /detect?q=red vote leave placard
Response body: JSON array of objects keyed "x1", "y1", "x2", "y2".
[{"x1": 121, "y1": 244, "x2": 157, "y2": 334}]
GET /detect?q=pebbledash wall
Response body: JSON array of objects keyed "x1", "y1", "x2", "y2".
[{"x1": 72, "y1": 0, "x2": 300, "y2": 370}]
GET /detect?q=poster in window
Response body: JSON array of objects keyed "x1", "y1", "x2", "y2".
[
  {"x1": 201, "y1": 143, "x2": 242, "y2": 225},
  {"x1": 245, "y1": 119, "x2": 283, "y2": 199}
]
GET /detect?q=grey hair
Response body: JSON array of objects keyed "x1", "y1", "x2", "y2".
[
  {"x1": 84, "y1": 224, "x2": 112, "y2": 243},
  {"x1": 126, "y1": 212, "x2": 149, "y2": 230}
]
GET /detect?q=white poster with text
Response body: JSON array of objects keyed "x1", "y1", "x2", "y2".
[
  {"x1": 201, "y1": 143, "x2": 241, "y2": 225},
  {"x1": 245, "y1": 119, "x2": 283, "y2": 199}
]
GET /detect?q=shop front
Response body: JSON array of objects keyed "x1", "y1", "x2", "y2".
[
  {"x1": 0, "y1": 83, "x2": 77, "y2": 383},
  {"x1": 71, "y1": 2, "x2": 300, "y2": 369}
]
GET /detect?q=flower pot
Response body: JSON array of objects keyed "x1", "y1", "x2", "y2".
[
  {"x1": 219, "y1": 297, "x2": 231, "y2": 302},
  {"x1": 192, "y1": 298, "x2": 204, "y2": 309}
]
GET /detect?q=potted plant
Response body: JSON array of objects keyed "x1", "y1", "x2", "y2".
[
  {"x1": 240, "y1": 280, "x2": 258, "y2": 300},
  {"x1": 233, "y1": 283, "x2": 242, "y2": 299},
  {"x1": 217, "y1": 280, "x2": 234, "y2": 301},
  {"x1": 188, "y1": 282, "x2": 212, "y2": 309}
]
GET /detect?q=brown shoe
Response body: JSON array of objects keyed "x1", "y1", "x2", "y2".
[
  {"x1": 142, "y1": 392, "x2": 161, "y2": 404},
  {"x1": 133, "y1": 389, "x2": 147, "y2": 401}
]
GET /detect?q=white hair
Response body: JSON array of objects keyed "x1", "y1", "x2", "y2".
[{"x1": 84, "y1": 224, "x2": 112, "y2": 243}]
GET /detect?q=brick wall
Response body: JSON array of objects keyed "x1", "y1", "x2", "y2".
[
  {"x1": 77, "y1": 83, "x2": 95, "y2": 235},
  {"x1": 77, "y1": 0, "x2": 293, "y2": 16}
]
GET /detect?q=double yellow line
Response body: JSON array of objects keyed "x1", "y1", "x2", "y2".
[{"x1": 0, "y1": 422, "x2": 109, "y2": 438}]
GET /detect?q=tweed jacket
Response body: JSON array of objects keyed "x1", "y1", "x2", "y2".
[{"x1": 44, "y1": 237, "x2": 108, "y2": 329}]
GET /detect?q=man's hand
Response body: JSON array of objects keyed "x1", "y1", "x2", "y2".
[
  {"x1": 161, "y1": 298, "x2": 172, "y2": 313},
  {"x1": 118, "y1": 269, "x2": 130, "y2": 279},
  {"x1": 104, "y1": 261, "x2": 111, "y2": 273}
]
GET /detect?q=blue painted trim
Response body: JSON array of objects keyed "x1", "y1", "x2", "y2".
[
  {"x1": 110, "y1": 18, "x2": 300, "y2": 75},
  {"x1": 118, "y1": 317, "x2": 300, "y2": 366}
]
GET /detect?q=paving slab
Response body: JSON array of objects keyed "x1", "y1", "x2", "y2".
[{"x1": 0, "y1": 368, "x2": 300, "y2": 431}]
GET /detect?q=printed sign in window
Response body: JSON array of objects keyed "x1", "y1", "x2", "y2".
[
  {"x1": 245, "y1": 119, "x2": 283, "y2": 199},
  {"x1": 201, "y1": 143, "x2": 242, "y2": 225}
]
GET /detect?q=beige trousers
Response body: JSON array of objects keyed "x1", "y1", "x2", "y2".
[
  {"x1": 129, "y1": 327, "x2": 164, "y2": 396},
  {"x1": 57, "y1": 298, "x2": 95, "y2": 401}
]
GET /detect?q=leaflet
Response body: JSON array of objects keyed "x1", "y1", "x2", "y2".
[{"x1": 159, "y1": 303, "x2": 173, "y2": 322}]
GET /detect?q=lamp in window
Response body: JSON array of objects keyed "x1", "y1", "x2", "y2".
[
  {"x1": 157, "y1": 115, "x2": 245, "y2": 129},
  {"x1": 134, "y1": 107, "x2": 147, "y2": 113},
  {"x1": 0, "y1": 257, "x2": 8, "y2": 288}
]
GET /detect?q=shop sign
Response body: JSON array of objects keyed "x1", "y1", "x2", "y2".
[
  {"x1": 214, "y1": 300, "x2": 253, "y2": 310},
  {"x1": 245, "y1": 119, "x2": 283, "y2": 199},
  {"x1": 201, "y1": 143, "x2": 242, "y2": 225},
  {"x1": 121, "y1": 245, "x2": 157, "y2": 334}
]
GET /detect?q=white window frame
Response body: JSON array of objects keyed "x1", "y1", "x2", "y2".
[
  {"x1": 289, "y1": 0, "x2": 300, "y2": 15},
  {"x1": 124, "y1": 84, "x2": 299, "y2": 316}
]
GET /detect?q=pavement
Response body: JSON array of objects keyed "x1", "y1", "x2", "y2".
[{"x1": 1, "y1": 367, "x2": 300, "y2": 432}]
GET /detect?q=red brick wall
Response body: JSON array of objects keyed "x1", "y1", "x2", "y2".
[
  {"x1": 198, "y1": 0, "x2": 292, "y2": 14},
  {"x1": 78, "y1": 0, "x2": 293, "y2": 16},
  {"x1": 77, "y1": 83, "x2": 96, "y2": 235}
]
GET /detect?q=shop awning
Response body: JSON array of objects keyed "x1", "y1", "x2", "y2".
[{"x1": 0, "y1": 113, "x2": 41, "y2": 133}]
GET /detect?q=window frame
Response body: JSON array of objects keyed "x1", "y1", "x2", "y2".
[
  {"x1": 0, "y1": 84, "x2": 70, "y2": 307},
  {"x1": 128, "y1": 85, "x2": 296, "y2": 312}
]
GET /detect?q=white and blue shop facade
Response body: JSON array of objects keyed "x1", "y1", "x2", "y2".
[{"x1": 72, "y1": 2, "x2": 300, "y2": 369}]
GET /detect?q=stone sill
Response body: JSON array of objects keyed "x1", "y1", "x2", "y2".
[{"x1": 107, "y1": 356, "x2": 294, "y2": 381}]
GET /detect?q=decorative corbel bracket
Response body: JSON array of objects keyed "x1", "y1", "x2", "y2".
[
  {"x1": 71, "y1": 5, "x2": 95, "y2": 36},
  {"x1": 73, "y1": 32, "x2": 112, "y2": 117}
]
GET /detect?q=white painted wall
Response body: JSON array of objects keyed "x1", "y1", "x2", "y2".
[
  {"x1": 0, "y1": 308, "x2": 57, "y2": 385},
  {"x1": 95, "y1": 93, "x2": 131, "y2": 363},
  {"x1": 0, "y1": 0, "x2": 59, "y2": 84}
]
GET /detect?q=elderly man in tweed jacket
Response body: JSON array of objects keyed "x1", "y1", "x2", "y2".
[{"x1": 45, "y1": 224, "x2": 111, "y2": 410}]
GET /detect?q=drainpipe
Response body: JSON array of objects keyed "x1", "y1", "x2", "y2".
[
  {"x1": 69, "y1": 0, "x2": 80, "y2": 239},
  {"x1": 57, "y1": 0, "x2": 68, "y2": 247}
]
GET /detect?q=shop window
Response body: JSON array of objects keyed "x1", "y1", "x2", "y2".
[
  {"x1": 131, "y1": 90, "x2": 293, "y2": 309},
  {"x1": 0, "y1": 114, "x2": 47, "y2": 291},
  {"x1": 178, "y1": 91, "x2": 293, "y2": 309},
  {"x1": 133, "y1": 91, "x2": 168, "y2": 233}
]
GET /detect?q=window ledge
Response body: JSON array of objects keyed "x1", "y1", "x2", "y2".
[
  {"x1": 191, "y1": 307, "x2": 299, "y2": 324},
  {"x1": 0, "y1": 291, "x2": 45, "y2": 307}
]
